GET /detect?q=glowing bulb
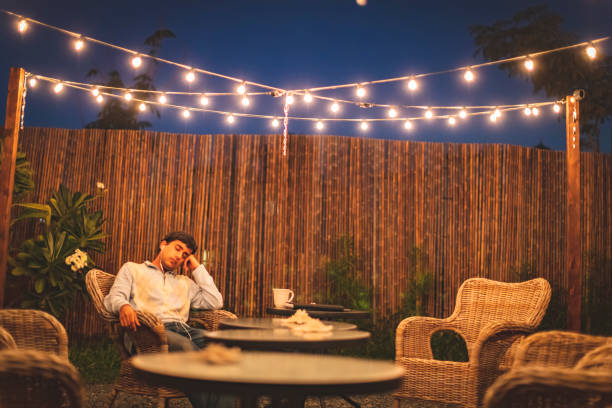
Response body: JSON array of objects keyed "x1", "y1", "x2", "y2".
[
  {"x1": 90, "y1": 88, "x2": 99, "y2": 97},
  {"x1": 570, "y1": 96, "x2": 576, "y2": 103},
  {"x1": 404, "y1": 120, "x2": 413, "y2": 130},
  {"x1": 241, "y1": 96, "x2": 250, "y2": 106},
  {"x1": 124, "y1": 92, "x2": 132, "y2": 101},
  {"x1": 28, "y1": 77, "x2": 37, "y2": 88},
  {"x1": 524, "y1": 106, "x2": 532, "y2": 116},
  {"x1": 200, "y1": 95, "x2": 209, "y2": 106},
  {"x1": 227, "y1": 115, "x2": 235, "y2": 124},
  {"x1": 459, "y1": 109, "x2": 467, "y2": 119},
  {"x1": 464, "y1": 69, "x2": 475, "y2": 82},
  {"x1": 424, "y1": 109, "x2": 433, "y2": 119},
  {"x1": 303, "y1": 92, "x2": 313, "y2": 103},
  {"x1": 131, "y1": 55, "x2": 142, "y2": 68},
  {"x1": 185, "y1": 71, "x2": 196, "y2": 83},
  {"x1": 284, "y1": 94, "x2": 294, "y2": 105},
  {"x1": 360, "y1": 121, "x2": 369, "y2": 131},
  {"x1": 448, "y1": 117, "x2": 456, "y2": 126},
  {"x1": 388, "y1": 108, "x2": 397, "y2": 118},
  {"x1": 490, "y1": 113, "x2": 497, "y2": 122},
  {"x1": 524, "y1": 58, "x2": 534, "y2": 71},
  {"x1": 553, "y1": 103, "x2": 561, "y2": 113},
  {"x1": 586, "y1": 45, "x2": 597, "y2": 59},
  {"x1": 139, "y1": 103, "x2": 146, "y2": 112},
  {"x1": 356, "y1": 86, "x2": 367, "y2": 98},
  {"x1": 316, "y1": 121, "x2": 324, "y2": 130},
  {"x1": 494, "y1": 108, "x2": 502, "y2": 118},
  {"x1": 330, "y1": 101, "x2": 340, "y2": 113},
  {"x1": 182, "y1": 109, "x2": 190, "y2": 118},
  {"x1": 158, "y1": 94, "x2": 167, "y2": 104},
  {"x1": 271, "y1": 118, "x2": 279, "y2": 128},
  {"x1": 53, "y1": 82, "x2": 63, "y2": 94},
  {"x1": 96, "y1": 94, "x2": 104, "y2": 103},
  {"x1": 18, "y1": 19, "x2": 28, "y2": 33},
  {"x1": 74, "y1": 39, "x2": 84, "y2": 52},
  {"x1": 531, "y1": 107, "x2": 540, "y2": 116},
  {"x1": 236, "y1": 83, "x2": 246, "y2": 94},
  {"x1": 407, "y1": 78, "x2": 418, "y2": 91}
]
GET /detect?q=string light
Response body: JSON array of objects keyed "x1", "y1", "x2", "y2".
[
  {"x1": 182, "y1": 109, "x2": 190, "y2": 118},
  {"x1": 388, "y1": 108, "x2": 398, "y2": 118},
  {"x1": 236, "y1": 83, "x2": 246, "y2": 95},
  {"x1": 285, "y1": 94, "x2": 295, "y2": 105},
  {"x1": 330, "y1": 101, "x2": 340, "y2": 113},
  {"x1": 53, "y1": 82, "x2": 63, "y2": 93},
  {"x1": 553, "y1": 103, "x2": 561, "y2": 113},
  {"x1": 138, "y1": 102, "x2": 146, "y2": 112},
  {"x1": 241, "y1": 96, "x2": 250, "y2": 107},
  {"x1": 185, "y1": 70, "x2": 196, "y2": 83},
  {"x1": 74, "y1": 37, "x2": 84, "y2": 52},
  {"x1": 524, "y1": 58, "x2": 534, "y2": 72},
  {"x1": 531, "y1": 106, "x2": 539, "y2": 116},
  {"x1": 407, "y1": 78, "x2": 418, "y2": 91},
  {"x1": 271, "y1": 118, "x2": 279, "y2": 128},
  {"x1": 490, "y1": 113, "x2": 497, "y2": 122},
  {"x1": 96, "y1": 94, "x2": 103, "y2": 103},
  {"x1": 303, "y1": 92, "x2": 313, "y2": 103},
  {"x1": 124, "y1": 92, "x2": 132, "y2": 101},
  {"x1": 28, "y1": 77, "x2": 37, "y2": 87},
  {"x1": 494, "y1": 108, "x2": 502, "y2": 118},
  {"x1": 18, "y1": 19, "x2": 28, "y2": 33},
  {"x1": 200, "y1": 94, "x2": 209, "y2": 106},
  {"x1": 425, "y1": 108, "x2": 433, "y2": 119},
  {"x1": 158, "y1": 94, "x2": 167, "y2": 104},
  {"x1": 586, "y1": 45, "x2": 597, "y2": 59},
  {"x1": 448, "y1": 116, "x2": 456, "y2": 126},
  {"x1": 316, "y1": 120, "x2": 324, "y2": 130},
  {"x1": 91, "y1": 88, "x2": 99, "y2": 96},
  {"x1": 356, "y1": 85, "x2": 367, "y2": 98},
  {"x1": 524, "y1": 106, "x2": 532, "y2": 116},
  {"x1": 227, "y1": 114, "x2": 235, "y2": 124},
  {"x1": 463, "y1": 68, "x2": 475, "y2": 82},
  {"x1": 131, "y1": 55, "x2": 142, "y2": 68},
  {"x1": 404, "y1": 120, "x2": 413, "y2": 130},
  {"x1": 360, "y1": 121, "x2": 369, "y2": 131},
  {"x1": 459, "y1": 108, "x2": 467, "y2": 119}
]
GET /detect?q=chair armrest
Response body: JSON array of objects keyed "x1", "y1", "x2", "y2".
[
  {"x1": 189, "y1": 310, "x2": 238, "y2": 331},
  {"x1": 0, "y1": 327, "x2": 17, "y2": 350},
  {"x1": 483, "y1": 366, "x2": 612, "y2": 408},
  {"x1": 395, "y1": 316, "x2": 458, "y2": 360},
  {"x1": 111, "y1": 311, "x2": 168, "y2": 356},
  {"x1": 513, "y1": 330, "x2": 611, "y2": 369}
]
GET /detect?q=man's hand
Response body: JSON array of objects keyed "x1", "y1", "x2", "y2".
[
  {"x1": 183, "y1": 255, "x2": 201, "y2": 278},
  {"x1": 119, "y1": 304, "x2": 140, "y2": 331}
]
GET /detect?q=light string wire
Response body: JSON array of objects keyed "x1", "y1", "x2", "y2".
[
  {"x1": 3, "y1": 9, "x2": 608, "y2": 109},
  {"x1": 29, "y1": 72, "x2": 562, "y2": 123}
]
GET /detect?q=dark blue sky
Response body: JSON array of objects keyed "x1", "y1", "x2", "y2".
[{"x1": 1, "y1": 0, "x2": 611, "y2": 151}]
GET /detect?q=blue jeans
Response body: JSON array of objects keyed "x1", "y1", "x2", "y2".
[{"x1": 163, "y1": 322, "x2": 235, "y2": 408}]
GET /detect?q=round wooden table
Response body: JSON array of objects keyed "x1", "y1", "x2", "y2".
[
  {"x1": 204, "y1": 328, "x2": 371, "y2": 350},
  {"x1": 132, "y1": 351, "x2": 403, "y2": 408},
  {"x1": 219, "y1": 317, "x2": 357, "y2": 331},
  {"x1": 267, "y1": 307, "x2": 371, "y2": 320}
]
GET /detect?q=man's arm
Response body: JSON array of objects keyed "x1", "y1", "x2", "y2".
[
  {"x1": 103, "y1": 263, "x2": 140, "y2": 330},
  {"x1": 185, "y1": 255, "x2": 223, "y2": 309}
]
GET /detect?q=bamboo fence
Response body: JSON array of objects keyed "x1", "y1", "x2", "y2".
[{"x1": 9, "y1": 127, "x2": 612, "y2": 337}]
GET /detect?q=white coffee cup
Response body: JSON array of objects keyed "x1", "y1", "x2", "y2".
[{"x1": 273, "y1": 288, "x2": 294, "y2": 308}]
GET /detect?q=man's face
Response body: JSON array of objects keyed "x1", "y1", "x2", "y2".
[{"x1": 159, "y1": 240, "x2": 193, "y2": 270}]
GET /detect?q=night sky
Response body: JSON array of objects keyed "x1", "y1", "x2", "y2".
[{"x1": 1, "y1": 0, "x2": 611, "y2": 151}]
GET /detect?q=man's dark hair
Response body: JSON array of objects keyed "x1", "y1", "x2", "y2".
[{"x1": 157, "y1": 231, "x2": 198, "y2": 254}]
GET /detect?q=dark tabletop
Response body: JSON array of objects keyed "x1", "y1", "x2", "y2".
[
  {"x1": 266, "y1": 307, "x2": 371, "y2": 320},
  {"x1": 220, "y1": 317, "x2": 357, "y2": 331}
]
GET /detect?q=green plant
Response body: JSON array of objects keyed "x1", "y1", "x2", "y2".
[
  {"x1": 9, "y1": 184, "x2": 107, "y2": 318},
  {"x1": 69, "y1": 337, "x2": 120, "y2": 384}
]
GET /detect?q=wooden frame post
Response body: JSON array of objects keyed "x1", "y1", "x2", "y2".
[
  {"x1": 565, "y1": 95, "x2": 581, "y2": 332},
  {"x1": 0, "y1": 67, "x2": 25, "y2": 307}
]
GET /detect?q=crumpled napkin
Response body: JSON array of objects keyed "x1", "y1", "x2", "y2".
[
  {"x1": 281, "y1": 309, "x2": 333, "y2": 334},
  {"x1": 198, "y1": 343, "x2": 241, "y2": 365}
]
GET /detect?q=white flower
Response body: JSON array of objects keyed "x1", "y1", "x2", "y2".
[{"x1": 96, "y1": 181, "x2": 105, "y2": 190}]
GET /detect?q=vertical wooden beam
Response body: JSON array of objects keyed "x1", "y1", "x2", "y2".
[
  {"x1": 565, "y1": 95, "x2": 581, "y2": 332},
  {"x1": 0, "y1": 67, "x2": 25, "y2": 307}
]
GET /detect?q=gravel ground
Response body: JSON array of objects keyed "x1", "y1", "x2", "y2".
[{"x1": 85, "y1": 384, "x2": 451, "y2": 407}]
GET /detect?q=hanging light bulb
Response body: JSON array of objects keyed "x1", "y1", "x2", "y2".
[
  {"x1": 271, "y1": 118, "x2": 279, "y2": 128},
  {"x1": 330, "y1": 101, "x2": 340, "y2": 113},
  {"x1": 303, "y1": 91, "x2": 313, "y2": 103},
  {"x1": 459, "y1": 108, "x2": 467, "y2": 119},
  {"x1": 448, "y1": 117, "x2": 456, "y2": 126},
  {"x1": 553, "y1": 103, "x2": 561, "y2": 113},
  {"x1": 138, "y1": 103, "x2": 146, "y2": 112},
  {"x1": 360, "y1": 121, "x2": 369, "y2": 131},
  {"x1": 227, "y1": 114, "x2": 235, "y2": 124},
  {"x1": 463, "y1": 68, "x2": 475, "y2": 82},
  {"x1": 316, "y1": 120, "x2": 324, "y2": 130},
  {"x1": 531, "y1": 106, "x2": 540, "y2": 116},
  {"x1": 158, "y1": 94, "x2": 167, "y2": 104},
  {"x1": 96, "y1": 94, "x2": 104, "y2": 103},
  {"x1": 586, "y1": 45, "x2": 597, "y2": 59},
  {"x1": 285, "y1": 93, "x2": 294, "y2": 105},
  {"x1": 53, "y1": 82, "x2": 63, "y2": 94},
  {"x1": 407, "y1": 78, "x2": 418, "y2": 91},
  {"x1": 356, "y1": 85, "x2": 367, "y2": 98},
  {"x1": 74, "y1": 38, "x2": 85, "y2": 52},
  {"x1": 524, "y1": 106, "x2": 532, "y2": 116},
  {"x1": 131, "y1": 55, "x2": 142, "y2": 68},
  {"x1": 494, "y1": 108, "x2": 502, "y2": 118},
  {"x1": 200, "y1": 94, "x2": 209, "y2": 106},
  {"x1": 388, "y1": 108, "x2": 398, "y2": 118},
  {"x1": 18, "y1": 19, "x2": 28, "y2": 33},
  {"x1": 28, "y1": 77, "x2": 37, "y2": 88},
  {"x1": 524, "y1": 58, "x2": 534, "y2": 72},
  {"x1": 236, "y1": 83, "x2": 246, "y2": 94},
  {"x1": 124, "y1": 92, "x2": 132, "y2": 101},
  {"x1": 185, "y1": 70, "x2": 196, "y2": 83},
  {"x1": 404, "y1": 120, "x2": 413, "y2": 130},
  {"x1": 424, "y1": 108, "x2": 433, "y2": 119},
  {"x1": 182, "y1": 109, "x2": 190, "y2": 118},
  {"x1": 490, "y1": 113, "x2": 497, "y2": 122},
  {"x1": 241, "y1": 96, "x2": 250, "y2": 107}
]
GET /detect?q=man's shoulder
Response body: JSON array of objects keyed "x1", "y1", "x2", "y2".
[{"x1": 119, "y1": 261, "x2": 151, "y2": 273}]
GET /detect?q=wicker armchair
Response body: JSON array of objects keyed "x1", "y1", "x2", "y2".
[
  {"x1": 0, "y1": 326, "x2": 17, "y2": 349},
  {"x1": 394, "y1": 277, "x2": 551, "y2": 408},
  {"x1": 483, "y1": 332, "x2": 612, "y2": 408},
  {"x1": 85, "y1": 268, "x2": 238, "y2": 408},
  {"x1": 0, "y1": 348, "x2": 84, "y2": 408},
  {"x1": 0, "y1": 309, "x2": 68, "y2": 358}
]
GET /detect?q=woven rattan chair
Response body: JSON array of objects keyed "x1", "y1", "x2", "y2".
[
  {"x1": 0, "y1": 309, "x2": 68, "y2": 358},
  {"x1": 393, "y1": 277, "x2": 551, "y2": 408},
  {"x1": 0, "y1": 326, "x2": 17, "y2": 349},
  {"x1": 483, "y1": 333, "x2": 612, "y2": 408},
  {"x1": 0, "y1": 348, "x2": 84, "y2": 408},
  {"x1": 85, "y1": 268, "x2": 238, "y2": 408}
]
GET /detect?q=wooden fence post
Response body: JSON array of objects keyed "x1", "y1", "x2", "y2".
[
  {"x1": 0, "y1": 67, "x2": 25, "y2": 307},
  {"x1": 565, "y1": 95, "x2": 581, "y2": 332}
]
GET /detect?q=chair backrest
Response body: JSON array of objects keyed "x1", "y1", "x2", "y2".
[
  {"x1": 0, "y1": 309, "x2": 69, "y2": 358},
  {"x1": 0, "y1": 349, "x2": 84, "y2": 408},
  {"x1": 575, "y1": 344, "x2": 612, "y2": 371},
  {"x1": 85, "y1": 268, "x2": 117, "y2": 321},
  {"x1": 449, "y1": 278, "x2": 551, "y2": 346}
]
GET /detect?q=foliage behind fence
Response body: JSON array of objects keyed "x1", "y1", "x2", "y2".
[{"x1": 10, "y1": 128, "x2": 612, "y2": 336}]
